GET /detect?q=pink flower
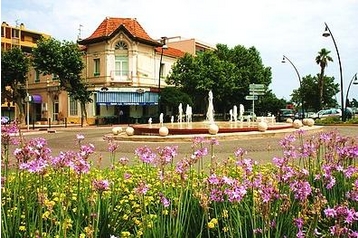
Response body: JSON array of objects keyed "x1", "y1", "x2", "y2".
[
  {"x1": 92, "y1": 179, "x2": 110, "y2": 192},
  {"x1": 159, "y1": 193, "x2": 170, "y2": 207}
]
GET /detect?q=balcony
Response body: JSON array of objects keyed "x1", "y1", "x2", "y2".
[{"x1": 110, "y1": 70, "x2": 132, "y2": 83}]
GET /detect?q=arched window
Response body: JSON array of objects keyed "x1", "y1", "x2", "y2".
[
  {"x1": 115, "y1": 41, "x2": 128, "y2": 50},
  {"x1": 114, "y1": 41, "x2": 129, "y2": 77}
]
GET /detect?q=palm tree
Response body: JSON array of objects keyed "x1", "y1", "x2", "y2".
[{"x1": 315, "y1": 48, "x2": 333, "y2": 109}]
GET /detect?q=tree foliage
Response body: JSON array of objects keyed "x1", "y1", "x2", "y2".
[
  {"x1": 315, "y1": 48, "x2": 333, "y2": 109},
  {"x1": 166, "y1": 44, "x2": 273, "y2": 115},
  {"x1": 1, "y1": 47, "x2": 30, "y2": 122},
  {"x1": 291, "y1": 74, "x2": 339, "y2": 112},
  {"x1": 32, "y1": 37, "x2": 92, "y2": 121}
]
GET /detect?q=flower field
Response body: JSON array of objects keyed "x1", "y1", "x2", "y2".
[{"x1": 1, "y1": 121, "x2": 358, "y2": 237}]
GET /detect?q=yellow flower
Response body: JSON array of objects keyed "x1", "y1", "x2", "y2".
[
  {"x1": 162, "y1": 209, "x2": 169, "y2": 215},
  {"x1": 210, "y1": 218, "x2": 218, "y2": 225},
  {"x1": 222, "y1": 209, "x2": 229, "y2": 218},
  {"x1": 121, "y1": 231, "x2": 131, "y2": 237},
  {"x1": 208, "y1": 218, "x2": 218, "y2": 229},
  {"x1": 19, "y1": 226, "x2": 26, "y2": 231},
  {"x1": 207, "y1": 222, "x2": 215, "y2": 229},
  {"x1": 63, "y1": 218, "x2": 73, "y2": 229},
  {"x1": 122, "y1": 214, "x2": 129, "y2": 220},
  {"x1": 42, "y1": 211, "x2": 51, "y2": 219},
  {"x1": 79, "y1": 234, "x2": 86, "y2": 238}
]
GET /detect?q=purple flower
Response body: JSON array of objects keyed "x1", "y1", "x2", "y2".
[
  {"x1": 225, "y1": 184, "x2": 247, "y2": 202},
  {"x1": 207, "y1": 174, "x2": 220, "y2": 185},
  {"x1": 92, "y1": 179, "x2": 110, "y2": 192},
  {"x1": 192, "y1": 136, "x2": 206, "y2": 146},
  {"x1": 135, "y1": 146, "x2": 156, "y2": 164},
  {"x1": 156, "y1": 145, "x2": 178, "y2": 165},
  {"x1": 324, "y1": 207, "x2": 337, "y2": 218},
  {"x1": 135, "y1": 181, "x2": 149, "y2": 195},
  {"x1": 234, "y1": 148, "x2": 247, "y2": 158},
  {"x1": 119, "y1": 157, "x2": 129, "y2": 166},
  {"x1": 76, "y1": 134, "x2": 85, "y2": 141},
  {"x1": 209, "y1": 137, "x2": 219, "y2": 145},
  {"x1": 108, "y1": 141, "x2": 119, "y2": 153},
  {"x1": 70, "y1": 157, "x2": 90, "y2": 174},
  {"x1": 19, "y1": 157, "x2": 48, "y2": 174},
  {"x1": 193, "y1": 147, "x2": 208, "y2": 159},
  {"x1": 159, "y1": 193, "x2": 170, "y2": 207},
  {"x1": 290, "y1": 180, "x2": 312, "y2": 201}
]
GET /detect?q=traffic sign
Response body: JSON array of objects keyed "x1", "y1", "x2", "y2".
[
  {"x1": 249, "y1": 88, "x2": 265, "y2": 92},
  {"x1": 245, "y1": 95, "x2": 258, "y2": 100},
  {"x1": 249, "y1": 84, "x2": 265, "y2": 89},
  {"x1": 249, "y1": 91, "x2": 265, "y2": 95}
]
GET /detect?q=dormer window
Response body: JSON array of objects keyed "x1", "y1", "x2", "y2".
[{"x1": 115, "y1": 41, "x2": 128, "y2": 50}]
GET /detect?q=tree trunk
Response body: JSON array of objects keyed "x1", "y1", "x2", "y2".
[
  {"x1": 80, "y1": 102, "x2": 88, "y2": 126},
  {"x1": 319, "y1": 67, "x2": 325, "y2": 110}
]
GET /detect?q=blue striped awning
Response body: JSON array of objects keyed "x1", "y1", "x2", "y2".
[{"x1": 96, "y1": 91, "x2": 158, "y2": 105}]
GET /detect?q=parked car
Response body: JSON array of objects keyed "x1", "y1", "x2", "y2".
[
  {"x1": 242, "y1": 111, "x2": 257, "y2": 121},
  {"x1": 277, "y1": 109, "x2": 295, "y2": 122},
  {"x1": 310, "y1": 108, "x2": 341, "y2": 120}
]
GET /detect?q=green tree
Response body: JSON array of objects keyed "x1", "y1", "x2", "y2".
[
  {"x1": 160, "y1": 87, "x2": 192, "y2": 118},
  {"x1": 1, "y1": 47, "x2": 30, "y2": 123},
  {"x1": 166, "y1": 44, "x2": 272, "y2": 115},
  {"x1": 315, "y1": 48, "x2": 333, "y2": 109},
  {"x1": 32, "y1": 37, "x2": 92, "y2": 123},
  {"x1": 255, "y1": 90, "x2": 287, "y2": 116},
  {"x1": 291, "y1": 74, "x2": 339, "y2": 112}
]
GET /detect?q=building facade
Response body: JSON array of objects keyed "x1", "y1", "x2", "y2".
[
  {"x1": 1, "y1": 21, "x2": 56, "y2": 124},
  {"x1": 77, "y1": 17, "x2": 185, "y2": 125},
  {"x1": 2, "y1": 18, "x2": 215, "y2": 126}
]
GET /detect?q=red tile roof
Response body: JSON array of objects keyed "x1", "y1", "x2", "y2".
[
  {"x1": 156, "y1": 47, "x2": 186, "y2": 58},
  {"x1": 79, "y1": 17, "x2": 160, "y2": 46}
]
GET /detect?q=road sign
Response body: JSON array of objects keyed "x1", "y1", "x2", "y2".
[
  {"x1": 249, "y1": 88, "x2": 265, "y2": 92},
  {"x1": 245, "y1": 95, "x2": 258, "y2": 100},
  {"x1": 249, "y1": 84, "x2": 265, "y2": 89},
  {"x1": 249, "y1": 91, "x2": 265, "y2": 95}
]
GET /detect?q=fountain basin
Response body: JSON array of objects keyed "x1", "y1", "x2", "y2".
[{"x1": 131, "y1": 122, "x2": 293, "y2": 136}]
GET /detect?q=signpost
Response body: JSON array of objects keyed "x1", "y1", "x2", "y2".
[
  {"x1": 248, "y1": 84, "x2": 265, "y2": 116},
  {"x1": 245, "y1": 95, "x2": 258, "y2": 100}
]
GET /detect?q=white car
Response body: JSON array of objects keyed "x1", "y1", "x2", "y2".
[{"x1": 310, "y1": 108, "x2": 341, "y2": 120}]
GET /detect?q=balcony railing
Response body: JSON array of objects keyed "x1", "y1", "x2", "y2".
[{"x1": 110, "y1": 70, "x2": 131, "y2": 82}]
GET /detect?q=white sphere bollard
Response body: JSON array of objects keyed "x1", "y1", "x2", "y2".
[
  {"x1": 159, "y1": 126, "x2": 169, "y2": 136},
  {"x1": 302, "y1": 118, "x2": 309, "y2": 126},
  {"x1": 286, "y1": 118, "x2": 293, "y2": 123},
  {"x1": 126, "y1": 127, "x2": 135, "y2": 136},
  {"x1": 257, "y1": 121, "x2": 268, "y2": 132},
  {"x1": 208, "y1": 124, "x2": 219, "y2": 135},
  {"x1": 307, "y1": 118, "x2": 315, "y2": 127},
  {"x1": 112, "y1": 127, "x2": 123, "y2": 135},
  {"x1": 293, "y1": 119, "x2": 303, "y2": 129}
]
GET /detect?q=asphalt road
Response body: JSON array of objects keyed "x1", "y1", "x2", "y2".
[{"x1": 20, "y1": 125, "x2": 358, "y2": 168}]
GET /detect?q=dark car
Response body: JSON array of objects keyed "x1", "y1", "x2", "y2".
[{"x1": 277, "y1": 109, "x2": 295, "y2": 122}]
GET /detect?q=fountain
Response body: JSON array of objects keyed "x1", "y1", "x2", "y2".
[
  {"x1": 206, "y1": 90, "x2": 215, "y2": 124},
  {"x1": 127, "y1": 90, "x2": 295, "y2": 136},
  {"x1": 233, "y1": 105, "x2": 238, "y2": 123}
]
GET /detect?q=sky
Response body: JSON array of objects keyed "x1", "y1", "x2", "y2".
[{"x1": 2, "y1": 0, "x2": 358, "y2": 104}]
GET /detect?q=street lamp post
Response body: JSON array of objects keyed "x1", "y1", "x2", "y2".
[
  {"x1": 158, "y1": 37, "x2": 168, "y2": 118},
  {"x1": 345, "y1": 73, "x2": 358, "y2": 118},
  {"x1": 282, "y1": 55, "x2": 304, "y2": 119},
  {"x1": 322, "y1": 22, "x2": 345, "y2": 121}
]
